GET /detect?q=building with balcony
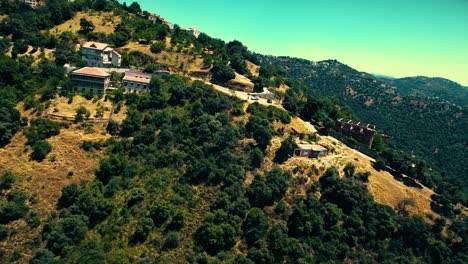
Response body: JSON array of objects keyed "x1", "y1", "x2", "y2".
[
  {"x1": 70, "y1": 67, "x2": 110, "y2": 95},
  {"x1": 122, "y1": 71, "x2": 152, "y2": 93},
  {"x1": 81, "y1": 41, "x2": 121, "y2": 67}
]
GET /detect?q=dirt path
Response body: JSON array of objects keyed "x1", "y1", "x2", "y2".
[{"x1": 194, "y1": 78, "x2": 284, "y2": 108}]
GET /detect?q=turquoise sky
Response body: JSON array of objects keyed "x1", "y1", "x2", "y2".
[{"x1": 135, "y1": 0, "x2": 468, "y2": 85}]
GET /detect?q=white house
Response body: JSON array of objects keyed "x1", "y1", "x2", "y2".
[
  {"x1": 122, "y1": 71, "x2": 152, "y2": 93},
  {"x1": 24, "y1": 0, "x2": 39, "y2": 8},
  {"x1": 81, "y1": 41, "x2": 121, "y2": 67},
  {"x1": 181, "y1": 26, "x2": 201, "y2": 38},
  {"x1": 23, "y1": 0, "x2": 74, "y2": 8},
  {"x1": 145, "y1": 12, "x2": 174, "y2": 31},
  {"x1": 186, "y1": 26, "x2": 201, "y2": 38}
]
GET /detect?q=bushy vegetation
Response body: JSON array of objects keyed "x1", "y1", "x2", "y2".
[
  {"x1": 0, "y1": 190, "x2": 29, "y2": 224},
  {"x1": 0, "y1": 172, "x2": 15, "y2": 189},
  {"x1": 257, "y1": 56, "x2": 467, "y2": 216},
  {"x1": 23, "y1": 119, "x2": 60, "y2": 161},
  {"x1": 150, "y1": 41, "x2": 166, "y2": 54},
  {"x1": 23, "y1": 73, "x2": 464, "y2": 263},
  {"x1": 0, "y1": 1, "x2": 466, "y2": 263}
]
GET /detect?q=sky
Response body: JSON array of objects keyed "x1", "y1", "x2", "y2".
[{"x1": 135, "y1": 0, "x2": 468, "y2": 85}]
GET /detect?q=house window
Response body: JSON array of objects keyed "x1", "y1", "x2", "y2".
[
  {"x1": 303, "y1": 150, "x2": 309, "y2": 155},
  {"x1": 143, "y1": 85, "x2": 147, "y2": 89},
  {"x1": 124, "y1": 82, "x2": 127, "y2": 86}
]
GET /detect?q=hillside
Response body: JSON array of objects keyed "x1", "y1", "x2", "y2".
[
  {"x1": 256, "y1": 55, "x2": 468, "y2": 190},
  {"x1": 385, "y1": 76, "x2": 468, "y2": 108},
  {"x1": 0, "y1": 1, "x2": 467, "y2": 263}
]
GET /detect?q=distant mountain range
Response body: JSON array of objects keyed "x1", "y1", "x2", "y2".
[
  {"x1": 381, "y1": 76, "x2": 468, "y2": 108},
  {"x1": 256, "y1": 55, "x2": 468, "y2": 187},
  {"x1": 371, "y1": 73, "x2": 396, "y2": 80}
]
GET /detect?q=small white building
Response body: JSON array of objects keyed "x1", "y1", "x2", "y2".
[
  {"x1": 146, "y1": 12, "x2": 174, "y2": 31},
  {"x1": 181, "y1": 26, "x2": 201, "y2": 38},
  {"x1": 122, "y1": 71, "x2": 152, "y2": 93},
  {"x1": 81, "y1": 41, "x2": 121, "y2": 68},
  {"x1": 146, "y1": 12, "x2": 159, "y2": 24},
  {"x1": 24, "y1": 0, "x2": 40, "y2": 8}
]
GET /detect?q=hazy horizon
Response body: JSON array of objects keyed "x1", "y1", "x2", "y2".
[{"x1": 135, "y1": 0, "x2": 468, "y2": 86}]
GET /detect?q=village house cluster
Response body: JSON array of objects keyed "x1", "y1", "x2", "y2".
[
  {"x1": 23, "y1": 0, "x2": 75, "y2": 8},
  {"x1": 69, "y1": 41, "x2": 153, "y2": 95},
  {"x1": 143, "y1": 11, "x2": 201, "y2": 38}
]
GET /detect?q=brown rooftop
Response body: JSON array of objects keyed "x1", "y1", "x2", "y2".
[
  {"x1": 72, "y1": 67, "x2": 110, "y2": 78},
  {"x1": 296, "y1": 143, "x2": 327, "y2": 152},
  {"x1": 123, "y1": 75, "x2": 151, "y2": 84}
]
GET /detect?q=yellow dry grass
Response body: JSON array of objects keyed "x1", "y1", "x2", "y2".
[
  {"x1": 245, "y1": 60, "x2": 260, "y2": 77},
  {"x1": 48, "y1": 11, "x2": 121, "y2": 36},
  {"x1": 268, "y1": 118, "x2": 439, "y2": 221},
  {"x1": 277, "y1": 83, "x2": 289, "y2": 93},
  {"x1": 226, "y1": 72, "x2": 255, "y2": 92},
  {"x1": 0, "y1": 124, "x2": 109, "y2": 260},
  {"x1": 50, "y1": 95, "x2": 122, "y2": 120},
  {"x1": 122, "y1": 41, "x2": 204, "y2": 74}
]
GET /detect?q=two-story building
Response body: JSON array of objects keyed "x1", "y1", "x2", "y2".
[
  {"x1": 122, "y1": 71, "x2": 152, "y2": 93},
  {"x1": 181, "y1": 26, "x2": 201, "y2": 38},
  {"x1": 81, "y1": 41, "x2": 121, "y2": 67},
  {"x1": 70, "y1": 67, "x2": 110, "y2": 95}
]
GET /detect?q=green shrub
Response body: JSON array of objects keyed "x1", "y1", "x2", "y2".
[
  {"x1": 211, "y1": 63, "x2": 235, "y2": 84},
  {"x1": 31, "y1": 140, "x2": 52, "y2": 161},
  {"x1": 75, "y1": 106, "x2": 91, "y2": 122},
  {"x1": 163, "y1": 232, "x2": 179, "y2": 250},
  {"x1": 0, "y1": 171, "x2": 16, "y2": 189},
  {"x1": 0, "y1": 190, "x2": 29, "y2": 224},
  {"x1": 150, "y1": 41, "x2": 166, "y2": 54},
  {"x1": 0, "y1": 225, "x2": 9, "y2": 241},
  {"x1": 27, "y1": 211, "x2": 41, "y2": 228},
  {"x1": 274, "y1": 138, "x2": 296, "y2": 164},
  {"x1": 81, "y1": 141, "x2": 93, "y2": 151}
]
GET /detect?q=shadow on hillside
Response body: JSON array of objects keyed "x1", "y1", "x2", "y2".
[{"x1": 372, "y1": 161, "x2": 424, "y2": 189}]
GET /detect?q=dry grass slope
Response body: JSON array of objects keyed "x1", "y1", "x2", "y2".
[
  {"x1": 48, "y1": 11, "x2": 121, "y2": 36},
  {"x1": 0, "y1": 102, "x2": 114, "y2": 261},
  {"x1": 264, "y1": 116, "x2": 439, "y2": 221}
]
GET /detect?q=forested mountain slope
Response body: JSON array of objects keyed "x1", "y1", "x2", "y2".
[
  {"x1": 256, "y1": 56, "x2": 468, "y2": 189},
  {"x1": 386, "y1": 76, "x2": 468, "y2": 108},
  {"x1": 0, "y1": 1, "x2": 467, "y2": 263}
]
